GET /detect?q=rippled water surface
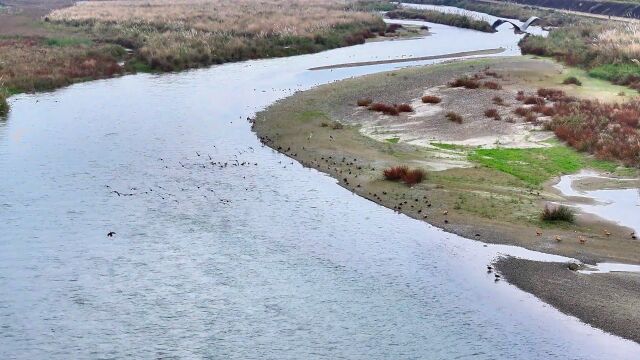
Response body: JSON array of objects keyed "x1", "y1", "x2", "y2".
[{"x1": 1, "y1": 8, "x2": 639, "y2": 359}]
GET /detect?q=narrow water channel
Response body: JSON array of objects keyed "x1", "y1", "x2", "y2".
[{"x1": 1, "y1": 7, "x2": 638, "y2": 359}]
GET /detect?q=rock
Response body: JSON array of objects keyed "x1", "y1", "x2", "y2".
[{"x1": 568, "y1": 262, "x2": 580, "y2": 271}]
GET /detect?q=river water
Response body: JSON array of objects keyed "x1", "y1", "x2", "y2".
[{"x1": 1, "y1": 6, "x2": 639, "y2": 359}]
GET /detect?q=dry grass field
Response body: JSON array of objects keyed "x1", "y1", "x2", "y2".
[
  {"x1": 48, "y1": 0, "x2": 386, "y2": 71},
  {"x1": 0, "y1": 0, "x2": 386, "y2": 95}
]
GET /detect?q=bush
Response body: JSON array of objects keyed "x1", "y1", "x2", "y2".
[
  {"x1": 383, "y1": 165, "x2": 408, "y2": 180},
  {"x1": 422, "y1": 95, "x2": 441, "y2": 104},
  {"x1": 548, "y1": 98, "x2": 640, "y2": 166},
  {"x1": 514, "y1": 107, "x2": 531, "y2": 117},
  {"x1": 397, "y1": 103, "x2": 413, "y2": 112},
  {"x1": 449, "y1": 76, "x2": 480, "y2": 89},
  {"x1": 357, "y1": 98, "x2": 373, "y2": 106},
  {"x1": 402, "y1": 168, "x2": 426, "y2": 185},
  {"x1": 515, "y1": 90, "x2": 525, "y2": 101},
  {"x1": 562, "y1": 76, "x2": 582, "y2": 86},
  {"x1": 368, "y1": 102, "x2": 399, "y2": 116},
  {"x1": 445, "y1": 111, "x2": 463, "y2": 123},
  {"x1": 482, "y1": 81, "x2": 502, "y2": 90},
  {"x1": 484, "y1": 108, "x2": 500, "y2": 120},
  {"x1": 383, "y1": 165, "x2": 426, "y2": 186},
  {"x1": 537, "y1": 88, "x2": 568, "y2": 102},
  {"x1": 523, "y1": 96, "x2": 545, "y2": 106},
  {"x1": 492, "y1": 96, "x2": 505, "y2": 106},
  {"x1": 540, "y1": 204, "x2": 575, "y2": 223}
]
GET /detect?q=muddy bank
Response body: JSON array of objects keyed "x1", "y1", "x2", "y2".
[{"x1": 496, "y1": 256, "x2": 640, "y2": 344}]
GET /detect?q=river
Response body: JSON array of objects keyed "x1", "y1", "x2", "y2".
[{"x1": 1, "y1": 5, "x2": 639, "y2": 359}]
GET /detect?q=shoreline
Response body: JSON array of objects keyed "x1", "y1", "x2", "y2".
[
  {"x1": 495, "y1": 256, "x2": 640, "y2": 344},
  {"x1": 253, "y1": 56, "x2": 640, "y2": 265},
  {"x1": 253, "y1": 56, "x2": 640, "y2": 344}
]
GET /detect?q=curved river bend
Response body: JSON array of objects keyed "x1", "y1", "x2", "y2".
[{"x1": 1, "y1": 7, "x2": 639, "y2": 359}]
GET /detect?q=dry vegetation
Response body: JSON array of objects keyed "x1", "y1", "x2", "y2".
[
  {"x1": 422, "y1": 95, "x2": 441, "y2": 104},
  {"x1": 0, "y1": 38, "x2": 124, "y2": 93},
  {"x1": 512, "y1": 87, "x2": 640, "y2": 166},
  {"x1": 0, "y1": 0, "x2": 385, "y2": 98},
  {"x1": 383, "y1": 165, "x2": 426, "y2": 185},
  {"x1": 49, "y1": 0, "x2": 385, "y2": 71},
  {"x1": 367, "y1": 102, "x2": 413, "y2": 116},
  {"x1": 385, "y1": 8, "x2": 494, "y2": 32},
  {"x1": 540, "y1": 204, "x2": 575, "y2": 223},
  {"x1": 520, "y1": 22, "x2": 640, "y2": 89}
]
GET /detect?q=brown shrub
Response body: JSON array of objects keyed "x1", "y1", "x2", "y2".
[
  {"x1": 383, "y1": 165, "x2": 408, "y2": 180},
  {"x1": 445, "y1": 112, "x2": 463, "y2": 123},
  {"x1": 369, "y1": 103, "x2": 399, "y2": 116},
  {"x1": 449, "y1": 76, "x2": 480, "y2": 89},
  {"x1": 525, "y1": 113, "x2": 538, "y2": 123},
  {"x1": 383, "y1": 166, "x2": 426, "y2": 186},
  {"x1": 397, "y1": 103, "x2": 413, "y2": 112},
  {"x1": 537, "y1": 88, "x2": 566, "y2": 102},
  {"x1": 422, "y1": 95, "x2": 441, "y2": 104},
  {"x1": 548, "y1": 99, "x2": 640, "y2": 166},
  {"x1": 514, "y1": 107, "x2": 531, "y2": 117},
  {"x1": 482, "y1": 81, "x2": 502, "y2": 90},
  {"x1": 357, "y1": 98, "x2": 373, "y2": 106},
  {"x1": 515, "y1": 90, "x2": 525, "y2": 101},
  {"x1": 523, "y1": 96, "x2": 545, "y2": 106},
  {"x1": 492, "y1": 96, "x2": 505, "y2": 106},
  {"x1": 402, "y1": 168, "x2": 426, "y2": 185},
  {"x1": 484, "y1": 108, "x2": 500, "y2": 120}
]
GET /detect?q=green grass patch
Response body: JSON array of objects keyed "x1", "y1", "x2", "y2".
[
  {"x1": 430, "y1": 142, "x2": 466, "y2": 150},
  {"x1": 386, "y1": 137, "x2": 400, "y2": 144},
  {"x1": 469, "y1": 146, "x2": 617, "y2": 186},
  {"x1": 589, "y1": 63, "x2": 640, "y2": 84},
  {"x1": 45, "y1": 37, "x2": 93, "y2": 47}
]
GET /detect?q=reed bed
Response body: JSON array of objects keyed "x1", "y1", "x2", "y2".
[
  {"x1": 0, "y1": 38, "x2": 124, "y2": 93},
  {"x1": 385, "y1": 8, "x2": 494, "y2": 33},
  {"x1": 49, "y1": 0, "x2": 385, "y2": 71}
]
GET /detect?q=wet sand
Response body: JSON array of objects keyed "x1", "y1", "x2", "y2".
[{"x1": 496, "y1": 257, "x2": 640, "y2": 344}]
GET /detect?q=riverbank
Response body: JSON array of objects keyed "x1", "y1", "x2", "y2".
[
  {"x1": 496, "y1": 257, "x2": 640, "y2": 344},
  {"x1": 253, "y1": 56, "x2": 640, "y2": 342},
  {"x1": 0, "y1": 0, "x2": 387, "y2": 97},
  {"x1": 254, "y1": 56, "x2": 638, "y2": 264}
]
